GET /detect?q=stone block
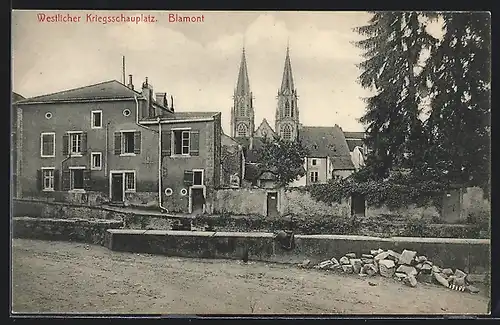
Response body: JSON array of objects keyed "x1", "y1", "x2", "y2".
[
  {"x1": 362, "y1": 254, "x2": 374, "y2": 259},
  {"x1": 345, "y1": 253, "x2": 356, "y2": 259},
  {"x1": 416, "y1": 255, "x2": 427, "y2": 263},
  {"x1": 395, "y1": 272, "x2": 407, "y2": 280},
  {"x1": 339, "y1": 256, "x2": 350, "y2": 265},
  {"x1": 316, "y1": 260, "x2": 333, "y2": 269},
  {"x1": 420, "y1": 263, "x2": 433, "y2": 274},
  {"x1": 350, "y1": 258, "x2": 363, "y2": 274},
  {"x1": 454, "y1": 269, "x2": 467, "y2": 279},
  {"x1": 416, "y1": 272, "x2": 434, "y2": 284},
  {"x1": 396, "y1": 265, "x2": 417, "y2": 276},
  {"x1": 378, "y1": 259, "x2": 396, "y2": 278},
  {"x1": 370, "y1": 249, "x2": 384, "y2": 256},
  {"x1": 434, "y1": 272, "x2": 450, "y2": 287},
  {"x1": 404, "y1": 275, "x2": 418, "y2": 287},
  {"x1": 432, "y1": 265, "x2": 441, "y2": 273},
  {"x1": 330, "y1": 257, "x2": 340, "y2": 266},
  {"x1": 342, "y1": 264, "x2": 354, "y2": 274},
  {"x1": 398, "y1": 249, "x2": 417, "y2": 265},
  {"x1": 442, "y1": 268, "x2": 454, "y2": 276},
  {"x1": 361, "y1": 258, "x2": 374, "y2": 265},
  {"x1": 362, "y1": 263, "x2": 378, "y2": 276}
]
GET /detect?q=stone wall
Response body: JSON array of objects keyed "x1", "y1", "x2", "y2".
[
  {"x1": 282, "y1": 189, "x2": 350, "y2": 218},
  {"x1": 13, "y1": 217, "x2": 123, "y2": 246},
  {"x1": 105, "y1": 230, "x2": 491, "y2": 274},
  {"x1": 213, "y1": 188, "x2": 268, "y2": 216}
]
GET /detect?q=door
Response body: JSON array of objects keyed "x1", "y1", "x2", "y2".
[
  {"x1": 191, "y1": 188, "x2": 205, "y2": 215},
  {"x1": 351, "y1": 194, "x2": 366, "y2": 217},
  {"x1": 441, "y1": 189, "x2": 461, "y2": 222},
  {"x1": 267, "y1": 192, "x2": 278, "y2": 217},
  {"x1": 111, "y1": 173, "x2": 124, "y2": 202}
]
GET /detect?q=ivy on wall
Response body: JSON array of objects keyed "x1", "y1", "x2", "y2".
[{"x1": 306, "y1": 171, "x2": 448, "y2": 210}]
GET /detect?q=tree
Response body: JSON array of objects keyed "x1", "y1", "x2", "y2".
[
  {"x1": 354, "y1": 12, "x2": 438, "y2": 179},
  {"x1": 255, "y1": 135, "x2": 309, "y2": 188},
  {"x1": 420, "y1": 12, "x2": 491, "y2": 189}
]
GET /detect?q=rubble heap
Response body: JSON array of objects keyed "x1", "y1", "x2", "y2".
[{"x1": 299, "y1": 248, "x2": 481, "y2": 294}]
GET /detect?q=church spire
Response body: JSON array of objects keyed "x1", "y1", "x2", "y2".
[
  {"x1": 280, "y1": 41, "x2": 294, "y2": 92},
  {"x1": 235, "y1": 47, "x2": 250, "y2": 95}
]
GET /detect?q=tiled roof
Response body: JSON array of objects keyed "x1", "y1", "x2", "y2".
[
  {"x1": 344, "y1": 131, "x2": 365, "y2": 139},
  {"x1": 221, "y1": 133, "x2": 241, "y2": 147},
  {"x1": 346, "y1": 138, "x2": 364, "y2": 151},
  {"x1": 299, "y1": 126, "x2": 355, "y2": 170},
  {"x1": 15, "y1": 80, "x2": 142, "y2": 104}
]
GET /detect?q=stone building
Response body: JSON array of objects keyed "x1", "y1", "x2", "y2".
[{"x1": 13, "y1": 76, "x2": 224, "y2": 215}]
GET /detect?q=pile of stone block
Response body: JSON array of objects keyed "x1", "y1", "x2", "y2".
[{"x1": 301, "y1": 248, "x2": 480, "y2": 294}]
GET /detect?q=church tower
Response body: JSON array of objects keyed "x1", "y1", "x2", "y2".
[
  {"x1": 275, "y1": 45, "x2": 299, "y2": 141},
  {"x1": 230, "y1": 47, "x2": 254, "y2": 138}
]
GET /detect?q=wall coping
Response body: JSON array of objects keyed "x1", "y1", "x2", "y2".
[
  {"x1": 13, "y1": 216, "x2": 122, "y2": 224},
  {"x1": 105, "y1": 229, "x2": 491, "y2": 245}
]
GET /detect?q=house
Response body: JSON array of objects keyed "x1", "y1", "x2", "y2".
[
  {"x1": 227, "y1": 45, "x2": 355, "y2": 188},
  {"x1": 13, "y1": 76, "x2": 223, "y2": 215},
  {"x1": 12, "y1": 92, "x2": 25, "y2": 198}
]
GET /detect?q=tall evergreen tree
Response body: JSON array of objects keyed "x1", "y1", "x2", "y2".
[
  {"x1": 355, "y1": 12, "x2": 437, "y2": 179},
  {"x1": 421, "y1": 12, "x2": 491, "y2": 189}
]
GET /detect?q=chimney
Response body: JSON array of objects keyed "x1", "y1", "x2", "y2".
[
  {"x1": 127, "y1": 74, "x2": 134, "y2": 90},
  {"x1": 142, "y1": 77, "x2": 154, "y2": 117},
  {"x1": 170, "y1": 95, "x2": 174, "y2": 112},
  {"x1": 249, "y1": 137, "x2": 254, "y2": 151},
  {"x1": 155, "y1": 93, "x2": 166, "y2": 107}
]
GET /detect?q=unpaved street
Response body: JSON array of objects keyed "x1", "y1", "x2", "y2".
[{"x1": 12, "y1": 239, "x2": 489, "y2": 315}]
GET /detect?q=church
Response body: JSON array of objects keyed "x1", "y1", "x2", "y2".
[{"x1": 225, "y1": 46, "x2": 367, "y2": 188}]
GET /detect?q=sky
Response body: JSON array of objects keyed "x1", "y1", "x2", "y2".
[{"x1": 12, "y1": 10, "x2": 374, "y2": 133}]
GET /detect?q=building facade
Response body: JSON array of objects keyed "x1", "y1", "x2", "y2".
[{"x1": 14, "y1": 77, "x2": 223, "y2": 214}]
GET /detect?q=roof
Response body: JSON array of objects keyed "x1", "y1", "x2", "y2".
[
  {"x1": 344, "y1": 131, "x2": 365, "y2": 139},
  {"x1": 254, "y1": 118, "x2": 276, "y2": 138},
  {"x1": 346, "y1": 138, "x2": 364, "y2": 151},
  {"x1": 15, "y1": 80, "x2": 143, "y2": 104},
  {"x1": 221, "y1": 133, "x2": 241, "y2": 147},
  {"x1": 166, "y1": 111, "x2": 219, "y2": 120},
  {"x1": 235, "y1": 48, "x2": 251, "y2": 95},
  {"x1": 12, "y1": 92, "x2": 25, "y2": 103},
  {"x1": 280, "y1": 46, "x2": 295, "y2": 92},
  {"x1": 299, "y1": 126, "x2": 355, "y2": 170}
]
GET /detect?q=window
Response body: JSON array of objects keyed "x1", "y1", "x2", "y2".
[
  {"x1": 311, "y1": 159, "x2": 317, "y2": 166},
  {"x1": 45, "y1": 112, "x2": 52, "y2": 119},
  {"x1": 71, "y1": 169, "x2": 84, "y2": 190},
  {"x1": 123, "y1": 132, "x2": 135, "y2": 154},
  {"x1": 193, "y1": 170, "x2": 204, "y2": 186},
  {"x1": 291, "y1": 101, "x2": 294, "y2": 117},
  {"x1": 42, "y1": 168, "x2": 55, "y2": 191},
  {"x1": 125, "y1": 172, "x2": 135, "y2": 192},
  {"x1": 173, "y1": 130, "x2": 190, "y2": 155},
  {"x1": 40, "y1": 132, "x2": 55, "y2": 157},
  {"x1": 91, "y1": 152, "x2": 102, "y2": 170},
  {"x1": 281, "y1": 124, "x2": 292, "y2": 140},
  {"x1": 239, "y1": 106, "x2": 246, "y2": 117},
  {"x1": 237, "y1": 124, "x2": 248, "y2": 137},
  {"x1": 123, "y1": 109, "x2": 131, "y2": 117},
  {"x1": 70, "y1": 133, "x2": 82, "y2": 155},
  {"x1": 310, "y1": 171, "x2": 319, "y2": 183},
  {"x1": 169, "y1": 129, "x2": 199, "y2": 157},
  {"x1": 284, "y1": 100, "x2": 291, "y2": 117},
  {"x1": 91, "y1": 110, "x2": 102, "y2": 128}
]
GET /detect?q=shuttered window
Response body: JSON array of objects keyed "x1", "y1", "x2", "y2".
[
  {"x1": 172, "y1": 129, "x2": 199, "y2": 156},
  {"x1": 183, "y1": 170, "x2": 193, "y2": 186},
  {"x1": 190, "y1": 131, "x2": 199, "y2": 156},
  {"x1": 161, "y1": 131, "x2": 171, "y2": 157},
  {"x1": 37, "y1": 169, "x2": 60, "y2": 191},
  {"x1": 63, "y1": 132, "x2": 87, "y2": 156},
  {"x1": 115, "y1": 131, "x2": 141, "y2": 155}
]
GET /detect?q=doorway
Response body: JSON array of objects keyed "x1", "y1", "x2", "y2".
[
  {"x1": 111, "y1": 172, "x2": 124, "y2": 202},
  {"x1": 267, "y1": 191, "x2": 278, "y2": 217},
  {"x1": 190, "y1": 187, "x2": 205, "y2": 215},
  {"x1": 351, "y1": 194, "x2": 366, "y2": 217}
]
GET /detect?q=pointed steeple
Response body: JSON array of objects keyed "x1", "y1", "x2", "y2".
[
  {"x1": 235, "y1": 47, "x2": 250, "y2": 95},
  {"x1": 280, "y1": 42, "x2": 294, "y2": 92}
]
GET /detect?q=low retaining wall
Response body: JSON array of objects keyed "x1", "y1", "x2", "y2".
[
  {"x1": 13, "y1": 217, "x2": 124, "y2": 246},
  {"x1": 105, "y1": 230, "x2": 491, "y2": 274}
]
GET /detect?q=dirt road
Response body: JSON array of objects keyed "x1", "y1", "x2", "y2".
[{"x1": 11, "y1": 239, "x2": 489, "y2": 315}]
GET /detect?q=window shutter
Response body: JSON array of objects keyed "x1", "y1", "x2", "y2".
[
  {"x1": 114, "y1": 132, "x2": 121, "y2": 155},
  {"x1": 83, "y1": 170, "x2": 92, "y2": 191},
  {"x1": 62, "y1": 134, "x2": 69, "y2": 156},
  {"x1": 190, "y1": 130, "x2": 199, "y2": 156},
  {"x1": 62, "y1": 170, "x2": 70, "y2": 191},
  {"x1": 183, "y1": 170, "x2": 193, "y2": 186},
  {"x1": 134, "y1": 131, "x2": 141, "y2": 154},
  {"x1": 81, "y1": 132, "x2": 88, "y2": 155},
  {"x1": 37, "y1": 170, "x2": 42, "y2": 191},
  {"x1": 54, "y1": 170, "x2": 60, "y2": 191},
  {"x1": 161, "y1": 131, "x2": 171, "y2": 157}
]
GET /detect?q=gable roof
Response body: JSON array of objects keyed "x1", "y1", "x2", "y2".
[
  {"x1": 222, "y1": 133, "x2": 241, "y2": 147},
  {"x1": 254, "y1": 118, "x2": 276, "y2": 138},
  {"x1": 15, "y1": 80, "x2": 143, "y2": 105},
  {"x1": 299, "y1": 126, "x2": 355, "y2": 170}
]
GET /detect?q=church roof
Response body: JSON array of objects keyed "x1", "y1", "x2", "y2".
[
  {"x1": 14, "y1": 80, "x2": 143, "y2": 105},
  {"x1": 280, "y1": 46, "x2": 295, "y2": 92},
  {"x1": 299, "y1": 126, "x2": 355, "y2": 170},
  {"x1": 235, "y1": 48, "x2": 251, "y2": 95},
  {"x1": 255, "y1": 118, "x2": 277, "y2": 138}
]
